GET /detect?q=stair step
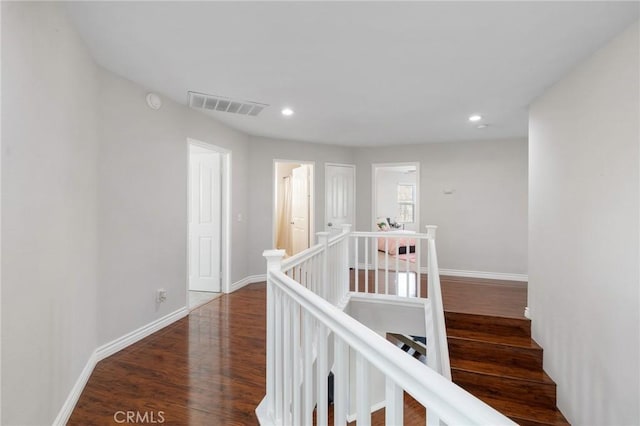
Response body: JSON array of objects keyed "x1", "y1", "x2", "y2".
[
  {"x1": 445, "y1": 311, "x2": 531, "y2": 338},
  {"x1": 450, "y1": 358, "x2": 554, "y2": 384},
  {"x1": 447, "y1": 327, "x2": 538, "y2": 347},
  {"x1": 476, "y1": 395, "x2": 570, "y2": 426},
  {"x1": 448, "y1": 335, "x2": 543, "y2": 370},
  {"x1": 452, "y1": 368, "x2": 557, "y2": 409}
]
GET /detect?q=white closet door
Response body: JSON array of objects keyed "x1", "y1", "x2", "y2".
[{"x1": 189, "y1": 150, "x2": 221, "y2": 292}]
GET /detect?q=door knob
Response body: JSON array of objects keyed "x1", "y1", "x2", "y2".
[{"x1": 327, "y1": 222, "x2": 333, "y2": 227}]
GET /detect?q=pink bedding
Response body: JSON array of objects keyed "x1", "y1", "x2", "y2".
[{"x1": 377, "y1": 235, "x2": 416, "y2": 255}]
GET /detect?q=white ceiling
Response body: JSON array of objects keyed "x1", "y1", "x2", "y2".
[{"x1": 66, "y1": 2, "x2": 638, "y2": 146}]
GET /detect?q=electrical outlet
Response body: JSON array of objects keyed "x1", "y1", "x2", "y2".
[{"x1": 156, "y1": 289, "x2": 167, "y2": 303}]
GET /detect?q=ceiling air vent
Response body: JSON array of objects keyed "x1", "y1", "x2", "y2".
[{"x1": 188, "y1": 91, "x2": 268, "y2": 116}]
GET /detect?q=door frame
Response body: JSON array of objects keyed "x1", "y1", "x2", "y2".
[
  {"x1": 272, "y1": 159, "x2": 315, "y2": 249},
  {"x1": 324, "y1": 162, "x2": 356, "y2": 232},
  {"x1": 187, "y1": 138, "x2": 231, "y2": 295},
  {"x1": 371, "y1": 162, "x2": 420, "y2": 232}
]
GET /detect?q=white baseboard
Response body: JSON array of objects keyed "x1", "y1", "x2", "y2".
[
  {"x1": 53, "y1": 307, "x2": 189, "y2": 425},
  {"x1": 96, "y1": 307, "x2": 189, "y2": 361},
  {"x1": 438, "y1": 268, "x2": 528, "y2": 282},
  {"x1": 230, "y1": 274, "x2": 266, "y2": 292},
  {"x1": 52, "y1": 351, "x2": 97, "y2": 426}
]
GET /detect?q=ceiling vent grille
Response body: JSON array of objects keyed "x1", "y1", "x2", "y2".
[{"x1": 188, "y1": 91, "x2": 268, "y2": 116}]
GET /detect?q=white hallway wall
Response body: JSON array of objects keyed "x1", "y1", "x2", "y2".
[
  {"x1": 2, "y1": 3, "x2": 99, "y2": 424},
  {"x1": 97, "y1": 69, "x2": 250, "y2": 345},
  {"x1": 354, "y1": 139, "x2": 528, "y2": 276},
  {"x1": 529, "y1": 22, "x2": 639, "y2": 425}
]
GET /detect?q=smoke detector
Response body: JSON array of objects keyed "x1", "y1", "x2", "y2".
[
  {"x1": 188, "y1": 91, "x2": 269, "y2": 116},
  {"x1": 146, "y1": 93, "x2": 162, "y2": 110}
]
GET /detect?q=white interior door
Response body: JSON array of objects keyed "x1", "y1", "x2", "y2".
[
  {"x1": 325, "y1": 164, "x2": 355, "y2": 235},
  {"x1": 189, "y1": 149, "x2": 221, "y2": 292},
  {"x1": 291, "y1": 165, "x2": 310, "y2": 255}
]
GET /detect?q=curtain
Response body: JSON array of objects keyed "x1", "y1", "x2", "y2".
[{"x1": 277, "y1": 175, "x2": 293, "y2": 255}]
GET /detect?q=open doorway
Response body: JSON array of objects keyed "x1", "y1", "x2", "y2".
[
  {"x1": 188, "y1": 139, "x2": 229, "y2": 309},
  {"x1": 372, "y1": 163, "x2": 420, "y2": 232},
  {"x1": 273, "y1": 160, "x2": 315, "y2": 257}
]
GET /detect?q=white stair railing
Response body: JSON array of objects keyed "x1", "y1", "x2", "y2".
[{"x1": 257, "y1": 225, "x2": 515, "y2": 426}]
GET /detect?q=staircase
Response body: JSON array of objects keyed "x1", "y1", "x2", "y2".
[{"x1": 445, "y1": 311, "x2": 570, "y2": 426}]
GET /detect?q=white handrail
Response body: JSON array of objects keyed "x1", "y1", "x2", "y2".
[
  {"x1": 269, "y1": 269, "x2": 514, "y2": 426},
  {"x1": 281, "y1": 243, "x2": 323, "y2": 272}
]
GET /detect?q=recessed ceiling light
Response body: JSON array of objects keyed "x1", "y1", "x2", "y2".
[
  {"x1": 281, "y1": 107, "x2": 294, "y2": 116},
  {"x1": 477, "y1": 124, "x2": 489, "y2": 129},
  {"x1": 468, "y1": 114, "x2": 482, "y2": 122}
]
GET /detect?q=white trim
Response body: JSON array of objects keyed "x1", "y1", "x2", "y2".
[
  {"x1": 438, "y1": 268, "x2": 528, "y2": 283},
  {"x1": 53, "y1": 307, "x2": 188, "y2": 425},
  {"x1": 95, "y1": 307, "x2": 189, "y2": 361},
  {"x1": 187, "y1": 138, "x2": 232, "y2": 295},
  {"x1": 231, "y1": 274, "x2": 267, "y2": 292},
  {"x1": 52, "y1": 351, "x2": 97, "y2": 426}
]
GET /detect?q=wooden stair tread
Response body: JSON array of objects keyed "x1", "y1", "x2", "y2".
[
  {"x1": 445, "y1": 311, "x2": 530, "y2": 326},
  {"x1": 447, "y1": 328, "x2": 541, "y2": 348},
  {"x1": 450, "y1": 358, "x2": 555, "y2": 384},
  {"x1": 476, "y1": 394, "x2": 570, "y2": 425}
]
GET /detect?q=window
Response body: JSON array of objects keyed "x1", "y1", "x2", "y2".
[{"x1": 397, "y1": 184, "x2": 415, "y2": 223}]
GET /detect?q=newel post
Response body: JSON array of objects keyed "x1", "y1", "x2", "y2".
[
  {"x1": 317, "y1": 232, "x2": 330, "y2": 300},
  {"x1": 263, "y1": 249, "x2": 285, "y2": 419},
  {"x1": 425, "y1": 225, "x2": 438, "y2": 240}
]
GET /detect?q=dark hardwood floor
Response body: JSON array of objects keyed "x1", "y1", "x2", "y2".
[{"x1": 70, "y1": 276, "x2": 528, "y2": 425}]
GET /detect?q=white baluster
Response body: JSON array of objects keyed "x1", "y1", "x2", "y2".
[
  {"x1": 275, "y1": 288, "x2": 283, "y2": 422},
  {"x1": 385, "y1": 238, "x2": 389, "y2": 295},
  {"x1": 356, "y1": 352, "x2": 371, "y2": 426},
  {"x1": 416, "y1": 240, "x2": 421, "y2": 298},
  {"x1": 317, "y1": 323, "x2": 328, "y2": 425},
  {"x1": 374, "y1": 236, "x2": 379, "y2": 294},
  {"x1": 395, "y1": 239, "x2": 399, "y2": 295},
  {"x1": 334, "y1": 335, "x2": 348, "y2": 426},
  {"x1": 303, "y1": 310, "x2": 313, "y2": 425},
  {"x1": 292, "y1": 302, "x2": 301, "y2": 425},
  {"x1": 364, "y1": 237, "x2": 369, "y2": 293},
  {"x1": 405, "y1": 243, "x2": 410, "y2": 296},
  {"x1": 283, "y1": 296, "x2": 292, "y2": 424},
  {"x1": 354, "y1": 237, "x2": 359, "y2": 292},
  {"x1": 385, "y1": 376, "x2": 403, "y2": 425}
]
